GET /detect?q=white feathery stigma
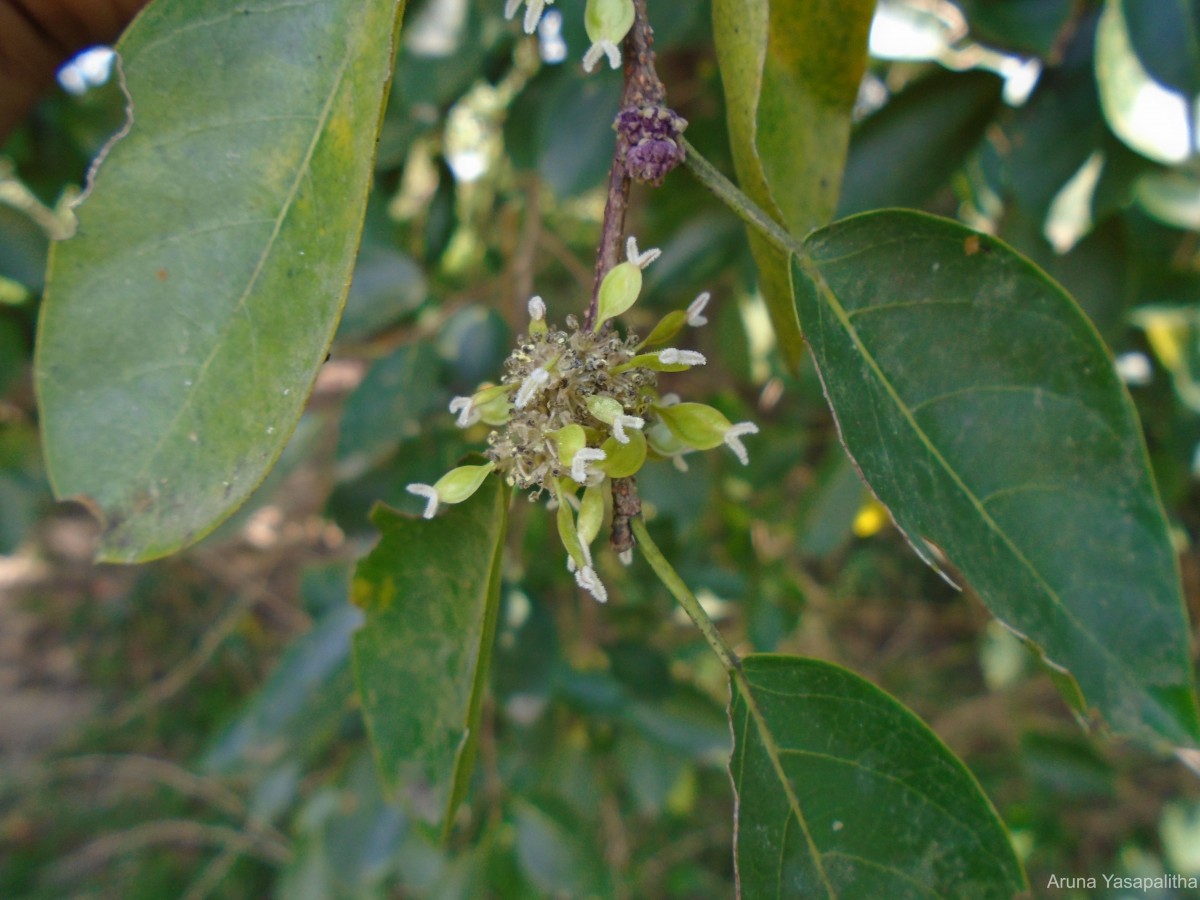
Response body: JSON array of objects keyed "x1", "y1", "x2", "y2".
[
  {"x1": 575, "y1": 565, "x2": 609, "y2": 603},
  {"x1": 625, "y1": 236, "x2": 661, "y2": 268},
  {"x1": 570, "y1": 447, "x2": 607, "y2": 484},
  {"x1": 504, "y1": 0, "x2": 522, "y2": 18},
  {"x1": 724, "y1": 422, "x2": 759, "y2": 466},
  {"x1": 583, "y1": 40, "x2": 621, "y2": 72},
  {"x1": 618, "y1": 549, "x2": 633, "y2": 566},
  {"x1": 448, "y1": 396, "x2": 478, "y2": 428},
  {"x1": 523, "y1": 0, "x2": 547, "y2": 33},
  {"x1": 514, "y1": 367, "x2": 550, "y2": 409},
  {"x1": 611, "y1": 413, "x2": 645, "y2": 444},
  {"x1": 686, "y1": 291, "x2": 710, "y2": 327},
  {"x1": 406, "y1": 483, "x2": 439, "y2": 519},
  {"x1": 658, "y1": 348, "x2": 706, "y2": 366}
]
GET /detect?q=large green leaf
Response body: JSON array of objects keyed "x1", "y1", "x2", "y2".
[
  {"x1": 731, "y1": 654, "x2": 1025, "y2": 897},
  {"x1": 36, "y1": 0, "x2": 406, "y2": 561},
  {"x1": 793, "y1": 210, "x2": 1200, "y2": 746},
  {"x1": 352, "y1": 472, "x2": 508, "y2": 836},
  {"x1": 713, "y1": 0, "x2": 873, "y2": 370}
]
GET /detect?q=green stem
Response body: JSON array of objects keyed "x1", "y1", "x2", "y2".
[
  {"x1": 631, "y1": 516, "x2": 833, "y2": 892},
  {"x1": 632, "y1": 517, "x2": 740, "y2": 672},
  {"x1": 680, "y1": 137, "x2": 804, "y2": 259}
]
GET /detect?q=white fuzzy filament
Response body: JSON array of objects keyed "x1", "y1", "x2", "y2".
[
  {"x1": 406, "y1": 483, "x2": 439, "y2": 518},
  {"x1": 625, "y1": 236, "x2": 661, "y2": 268},
  {"x1": 514, "y1": 367, "x2": 550, "y2": 409},
  {"x1": 611, "y1": 414, "x2": 645, "y2": 444},
  {"x1": 570, "y1": 447, "x2": 607, "y2": 483},
  {"x1": 658, "y1": 348, "x2": 706, "y2": 366},
  {"x1": 448, "y1": 396, "x2": 478, "y2": 428},
  {"x1": 575, "y1": 565, "x2": 608, "y2": 602},
  {"x1": 583, "y1": 39, "x2": 621, "y2": 72},
  {"x1": 724, "y1": 422, "x2": 759, "y2": 466}
]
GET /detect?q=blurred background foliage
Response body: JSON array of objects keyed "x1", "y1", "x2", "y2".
[{"x1": 2, "y1": 0, "x2": 1200, "y2": 896}]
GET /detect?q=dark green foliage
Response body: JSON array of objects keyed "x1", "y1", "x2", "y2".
[{"x1": 4, "y1": 0, "x2": 1200, "y2": 896}]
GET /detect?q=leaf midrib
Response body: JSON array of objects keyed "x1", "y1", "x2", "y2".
[{"x1": 120, "y1": 53, "x2": 351, "y2": 505}]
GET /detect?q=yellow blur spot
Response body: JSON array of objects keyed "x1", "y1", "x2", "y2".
[
  {"x1": 852, "y1": 499, "x2": 890, "y2": 538},
  {"x1": 1143, "y1": 318, "x2": 1185, "y2": 372},
  {"x1": 666, "y1": 766, "x2": 697, "y2": 817},
  {"x1": 351, "y1": 574, "x2": 394, "y2": 611}
]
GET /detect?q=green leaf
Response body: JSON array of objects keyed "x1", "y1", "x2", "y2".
[
  {"x1": 793, "y1": 209, "x2": 1200, "y2": 746},
  {"x1": 951, "y1": 0, "x2": 1077, "y2": 58},
  {"x1": 1095, "y1": 0, "x2": 1199, "y2": 164},
  {"x1": 352, "y1": 472, "x2": 508, "y2": 836},
  {"x1": 838, "y1": 69, "x2": 1003, "y2": 216},
  {"x1": 36, "y1": 0, "x2": 406, "y2": 562},
  {"x1": 1115, "y1": 0, "x2": 1200, "y2": 97},
  {"x1": 513, "y1": 798, "x2": 610, "y2": 897},
  {"x1": 336, "y1": 343, "x2": 447, "y2": 476},
  {"x1": 731, "y1": 655, "x2": 1026, "y2": 897},
  {"x1": 713, "y1": 0, "x2": 874, "y2": 370},
  {"x1": 1135, "y1": 169, "x2": 1200, "y2": 231},
  {"x1": 0, "y1": 203, "x2": 48, "y2": 292}
]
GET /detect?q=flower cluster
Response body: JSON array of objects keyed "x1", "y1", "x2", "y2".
[
  {"x1": 615, "y1": 106, "x2": 688, "y2": 185},
  {"x1": 407, "y1": 238, "x2": 757, "y2": 603}
]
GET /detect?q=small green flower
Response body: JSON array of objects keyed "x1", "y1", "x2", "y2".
[
  {"x1": 405, "y1": 462, "x2": 496, "y2": 518},
  {"x1": 583, "y1": 0, "x2": 635, "y2": 72},
  {"x1": 407, "y1": 234, "x2": 757, "y2": 603}
]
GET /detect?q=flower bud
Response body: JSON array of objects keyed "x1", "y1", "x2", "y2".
[
  {"x1": 646, "y1": 420, "x2": 688, "y2": 457},
  {"x1": 434, "y1": 461, "x2": 496, "y2": 504},
  {"x1": 578, "y1": 482, "x2": 605, "y2": 546},
  {"x1": 598, "y1": 429, "x2": 646, "y2": 478},
  {"x1": 594, "y1": 261, "x2": 643, "y2": 330},
  {"x1": 555, "y1": 484, "x2": 588, "y2": 571},
  {"x1": 655, "y1": 403, "x2": 758, "y2": 464},
  {"x1": 477, "y1": 392, "x2": 512, "y2": 426},
  {"x1": 553, "y1": 423, "x2": 587, "y2": 466},
  {"x1": 614, "y1": 105, "x2": 688, "y2": 185},
  {"x1": 655, "y1": 402, "x2": 731, "y2": 451},
  {"x1": 638, "y1": 310, "x2": 686, "y2": 349},
  {"x1": 406, "y1": 461, "x2": 497, "y2": 518},
  {"x1": 528, "y1": 295, "x2": 548, "y2": 336},
  {"x1": 470, "y1": 382, "x2": 515, "y2": 426},
  {"x1": 585, "y1": 395, "x2": 623, "y2": 424}
]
